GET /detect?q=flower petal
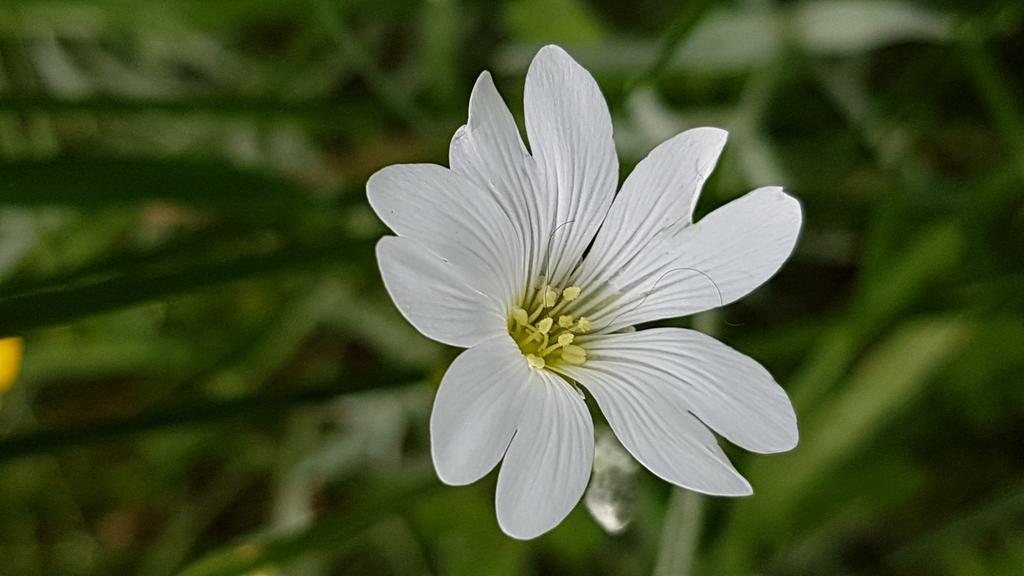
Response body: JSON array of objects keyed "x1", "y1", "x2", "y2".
[
  {"x1": 574, "y1": 127, "x2": 727, "y2": 292},
  {"x1": 431, "y1": 335, "x2": 531, "y2": 485},
  {"x1": 376, "y1": 236, "x2": 504, "y2": 348},
  {"x1": 523, "y1": 45, "x2": 618, "y2": 286},
  {"x1": 449, "y1": 72, "x2": 545, "y2": 278},
  {"x1": 496, "y1": 370, "x2": 594, "y2": 539},
  {"x1": 591, "y1": 186, "x2": 802, "y2": 331},
  {"x1": 569, "y1": 328, "x2": 798, "y2": 456},
  {"x1": 367, "y1": 163, "x2": 524, "y2": 305},
  {"x1": 558, "y1": 331, "x2": 786, "y2": 495}
]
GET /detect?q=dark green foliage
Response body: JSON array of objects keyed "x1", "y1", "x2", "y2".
[{"x1": 0, "y1": 1, "x2": 1021, "y2": 575}]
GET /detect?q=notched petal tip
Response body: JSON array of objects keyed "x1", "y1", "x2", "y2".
[
  {"x1": 373, "y1": 234, "x2": 397, "y2": 259},
  {"x1": 430, "y1": 338, "x2": 529, "y2": 486},
  {"x1": 494, "y1": 371, "x2": 594, "y2": 541},
  {"x1": 449, "y1": 123, "x2": 470, "y2": 155}
]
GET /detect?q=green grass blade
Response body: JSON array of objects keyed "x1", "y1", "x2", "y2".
[
  {"x1": 0, "y1": 158, "x2": 314, "y2": 214},
  {"x1": 0, "y1": 235, "x2": 371, "y2": 336},
  {"x1": 0, "y1": 368, "x2": 420, "y2": 462},
  {"x1": 717, "y1": 315, "x2": 974, "y2": 572}
]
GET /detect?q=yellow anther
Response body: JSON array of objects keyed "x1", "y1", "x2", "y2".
[
  {"x1": 537, "y1": 317, "x2": 553, "y2": 334},
  {"x1": 562, "y1": 286, "x2": 581, "y2": 302},
  {"x1": 561, "y1": 344, "x2": 587, "y2": 365},
  {"x1": 512, "y1": 307, "x2": 529, "y2": 326},
  {"x1": 543, "y1": 287, "x2": 559, "y2": 307},
  {"x1": 512, "y1": 277, "x2": 593, "y2": 370}
]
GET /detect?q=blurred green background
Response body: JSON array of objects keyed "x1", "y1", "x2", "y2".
[{"x1": 0, "y1": 0, "x2": 1022, "y2": 574}]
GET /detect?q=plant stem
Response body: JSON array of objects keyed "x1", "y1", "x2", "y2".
[{"x1": 653, "y1": 488, "x2": 705, "y2": 576}]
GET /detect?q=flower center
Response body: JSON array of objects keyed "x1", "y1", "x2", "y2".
[{"x1": 509, "y1": 282, "x2": 591, "y2": 370}]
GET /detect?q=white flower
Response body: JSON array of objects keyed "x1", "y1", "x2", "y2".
[{"x1": 367, "y1": 45, "x2": 801, "y2": 540}]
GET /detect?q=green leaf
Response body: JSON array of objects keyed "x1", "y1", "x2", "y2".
[
  {"x1": 792, "y1": 0, "x2": 953, "y2": 57},
  {"x1": 0, "y1": 234, "x2": 370, "y2": 336},
  {"x1": 0, "y1": 158, "x2": 313, "y2": 214},
  {"x1": 769, "y1": 317, "x2": 971, "y2": 510},
  {"x1": 853, "y1": 224, "x2": 963, "y2": 333},
  {"x1": 790, "y1": 225, "x2": 964, "y2": 410}
]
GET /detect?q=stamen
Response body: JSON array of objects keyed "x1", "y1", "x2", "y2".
[
  {"x1": 527, "y1": 285, "x2": 555, "y2": 322},
  {"x1": 561, "y1": 345, "x2": 587, "y2": 364},
  {"x1": 562, "y1": 286, "x2": 581, "y2": 302},
  {"x1": 537, "y1": 331, "x2": 575, "y2": 357},
  {"x1": 543, "y1": 287, "x2": 559, "y2": 308},
  {"x1": 510, "y1": 280, "x2": 590, "y2": 368},
  {"x1": 512, "y1": 307, "x2": 529, "y2": 326},
  {"x1": 537, "y1": 317, "x2": 553, "y2": 334}
]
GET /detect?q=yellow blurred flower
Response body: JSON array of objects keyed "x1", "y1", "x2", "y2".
[{"x1": 0, "y1": 337, "x2": 24, "y2": 398}]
